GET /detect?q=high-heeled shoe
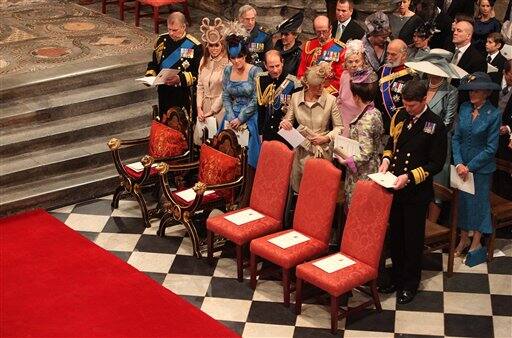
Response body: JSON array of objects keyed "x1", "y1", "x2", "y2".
[{"x1": 454, "y1": 240, "x2": 470, "y2": 257}]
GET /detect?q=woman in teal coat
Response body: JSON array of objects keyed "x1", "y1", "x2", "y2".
[{"x1": 452, "y1": 72, "x2": 501, "y2": 263}]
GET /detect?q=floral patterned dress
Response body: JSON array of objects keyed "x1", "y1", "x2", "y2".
[{"x1": 344, "y1": 105, "x2": 385, "y2": 206}]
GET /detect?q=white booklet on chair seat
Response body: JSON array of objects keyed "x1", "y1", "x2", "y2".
[
  {"x1": 268, "y1": 230, "x2": 310, "y2": 249},
  {"x1": 126, "y1": 161, "x2": 158, "y2": 172},
  {"x1": 313, "y1": 253, "x2": 356, "y2": 273},
  {"x1": 224, "y1": 208, "x2": 264, "y2": 225},
  {"x1": 175, "y1": 188, "x2": 215, "y2": 202}
]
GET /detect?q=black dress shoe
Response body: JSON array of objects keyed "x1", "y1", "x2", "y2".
[
  {"x1": 397, "y1": 290, "x2": 416, "y2": 304},
  {"x1": 378, "y1": 284, "x2": 397, "y2": 294}
]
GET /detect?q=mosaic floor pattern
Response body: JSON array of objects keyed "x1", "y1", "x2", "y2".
[{"x1": 0, "y1": 0, "x2": 154, "y2": 75}]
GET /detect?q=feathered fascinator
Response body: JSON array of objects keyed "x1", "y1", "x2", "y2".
[
  {"x1": 351, "y1": 69, "x2": 378, "y2": 84},
  {"x1": 414, "y1": 20, "x2": 440, "y2": 38},
  {"x1": 223, "y1": 21, "x2": 249, "y2": 58},
  {"x1": 200, "y1": 17, "x2": 225, "y2": 45},
  {"x1": 365, "y1": 11, "x2": 390, "y2": 36}
]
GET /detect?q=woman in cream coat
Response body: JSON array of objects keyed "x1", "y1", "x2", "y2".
[
  {"x1": 196, "y1": 18, "x2": 230, "y2": 129},
  {"x1": 280, "y1": 62, "x2": 343, "y2": 191}
]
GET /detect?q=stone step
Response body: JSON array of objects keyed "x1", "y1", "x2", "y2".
[
  {"x1": 0, "y1": 128, "x2": 150, "y2": 188},
  {"x1": 0, "y1": 163, "x2": 123, "y2": 216},
  {"x1": 0, "y1": 100, "x2": 154, "y2": 158},
  {"x1": 0, "y1": 51, "x2": 152, "y2": 101},
  {"x1": 0, "y1": 79, "x2": 156, "y2": 130}
]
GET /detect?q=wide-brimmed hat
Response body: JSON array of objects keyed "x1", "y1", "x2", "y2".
[
  {"x1": 275, "y1": 11, "x2": 304, "y2": 34},
  {"x1": 458, "y1": 72, "x2": 502, "y2": 91},
  {"x1": 405, "y1": 55, "x2": 467, "y2": 79}
]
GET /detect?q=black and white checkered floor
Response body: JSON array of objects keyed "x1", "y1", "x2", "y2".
[{"x1": 49, "y1": 195, "x2": 512, "y2": 338}]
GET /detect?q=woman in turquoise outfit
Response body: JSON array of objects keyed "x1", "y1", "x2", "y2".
[
  {"x1": 452, "y1": 72, "x2": 501, "y2": 264},
  {"x1": 221, "y1": 32, "x2": 262, "y2": 205}
]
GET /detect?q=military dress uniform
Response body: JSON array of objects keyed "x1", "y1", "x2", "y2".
[
  {"x1": 383, "y1": 107, "x2": 447, "y2": 293},
  {"x1": 255, "y1": 71, "x2": 302, "y2": 143},
  {"x1": 146, "y1": 33, "x2": 203, "y2": 119},
  {"x1": 375, "y1": 65, "x2": 415, "y2": 134},
  {"x1": 247, "y1": 24, "x2": 272, "y2": 69},
  {"x1": 296, "y1": 37, "x2": 345, "y2": 96}
]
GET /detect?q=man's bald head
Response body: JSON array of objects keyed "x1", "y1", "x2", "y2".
[
  {"x1": 313, "y1": 15, "x2": 331, "y2": 44},
  {"x1": 452, "y1": 20, "x2": 473, "y2": 47},
  {"x1": 168, "y1": 11, "x2": 186, "y2": 26},
  {"x1": 387, "y1": 39, "x2": 407, "y2": 67}
]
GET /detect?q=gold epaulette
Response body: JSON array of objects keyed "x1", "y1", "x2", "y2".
[
  {"x1": 145, "y1": 70, "x2": 157, "y2": 76},
  {"x1": 285, "y1": 74, "x2": 301, "y2": 87},
  {"x1": 379, "y1": 68, "x2": 414, "y2": 85},
  {"x1": 186, "y1": 34, "x2": 201, "y2": 45},
  {"x1": 333, "y1": 38, "x2": 346, "y2": 48}
]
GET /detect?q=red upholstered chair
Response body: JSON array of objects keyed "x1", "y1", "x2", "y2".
[
  {"x1": 108, "y1": 106, "x2": 193, "y2": 228},
  {"x1": 295, "y1": 181, "x2": 393, "y2": 334},
  {"x1": 249, "y1": 159, "x2": 341, "y2": 306},
  {"x1": 101, "y1": 0, "x2": 135, "y2": 21},
  {"x1": 156, "y1": 130, "x2": 247, "y2": 258},
  {"x1": 135, "y1": 0, "x2": 192, "y2": 34},
  {"x1": 205, "y1": 141, "x2": 294, "y2": 281}
]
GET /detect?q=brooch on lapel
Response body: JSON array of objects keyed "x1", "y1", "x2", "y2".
[{"x1": 423, "y1": 121, "x2": 436, "y2": 134}]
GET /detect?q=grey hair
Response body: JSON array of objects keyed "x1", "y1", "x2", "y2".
[{"x1": 238, "y1": 4, "x2": 257, "y2": 18}]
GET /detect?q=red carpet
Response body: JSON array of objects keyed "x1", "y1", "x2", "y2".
[{"x1": 0, "y1": 210, "x2": 239, "y2": 338}]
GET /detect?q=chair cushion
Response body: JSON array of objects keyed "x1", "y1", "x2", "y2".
[
  {"x1": 123, "y1": 164, "x2": 158, "y2": 179},
  {"x1": 198, "y1": 144, "x2": 238, "y2": 201},
  {"x1": 171, "y1": 189, "x2": 223, "y2": 206},
  {"x1": 296, "y1": 254, "x2": 377, "y2": 297},
  {"x1": 250, "y1": 229, "x2": 328, "y2": 269},
  {"x1": 207, "y1": 208, "x2": 281, "y2": 246},
  {"x1": 148, "y1": 120, "x2": 187, "y2": 158}
]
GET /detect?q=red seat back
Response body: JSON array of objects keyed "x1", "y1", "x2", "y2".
[
  {"x1": 341, "y1": 181, "x2": 393, "y2": 269},
  {"x1": 250, "y1": 141, "x2": 294, "y2": 221},
  {"x1": 293, "y1": 159, "x2": 341, "y2": 244}
]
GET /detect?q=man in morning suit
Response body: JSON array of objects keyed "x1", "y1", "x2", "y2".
[
  {"x1": 451, "y1": 18, "x2": 486, "y2": 104},
  {"x1": 256, "y1": 50, "x2": 302, "y2": 143},
  {"x1": 375, "y1": 39, "x2": 415, "y2": 134},
  {"x1": 239, "y1": 4, "x2": 272, "y2": 69},
  {"x1": 451, "y1": 19, "x2": 486, "y2": 75},
  {"x1": 378, "y1": 79, "x2": 447, "y2": 304},
  {"x1": 332, "y1": 0, "x2": 365, "y2": 43},
  {"x1": 146, "y1": 12, "x2": 203, "y2": 120},
  {"x1": 297, "y1": 15, "x2": 345, "y2": 96}
]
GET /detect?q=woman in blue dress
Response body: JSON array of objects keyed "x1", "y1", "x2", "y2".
[
  {"x1": 221, "y1": 32, "x2": 262, "y2": 205},
  {"x1": 452, "y1": 72, "x2": 501, "y2": 263},
  {"x1": 473, "y1": 0, "x2": 501, "y2": 53}
]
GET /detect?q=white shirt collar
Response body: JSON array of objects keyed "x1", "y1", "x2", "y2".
[
  {"x1": 488, "y1": 51, "x2": 499, "y2": 61},
  {"x1": 456, "y1": 42, "x2": 471, "y2": 55},
  {"x1": 339, "y1": 17, "x2": 351, "y2": 27}
]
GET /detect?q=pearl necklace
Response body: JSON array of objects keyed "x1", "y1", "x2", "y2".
[{"x1": 428, "y1": 80, "x2": 443, "y2": 89}]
